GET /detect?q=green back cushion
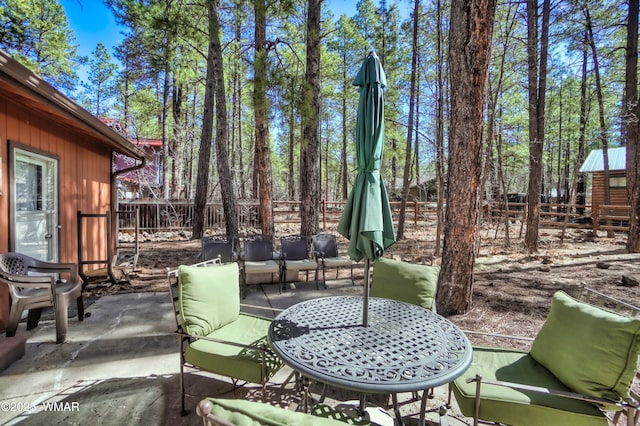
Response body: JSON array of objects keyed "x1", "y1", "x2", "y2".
[
  {"x1": 179, "y1": 262, "x2": 240, "y2": 335},
  {"x1": 530, "y1": 291, "x2": 640, "y2": 402},
  {"x1": 371, "y1": 257, "x2": 439, "y2": 310}
]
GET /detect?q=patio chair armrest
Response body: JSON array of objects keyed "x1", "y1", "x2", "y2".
[
  {"x1": 466, "y1": 374, "x2": 639, "y2": 409},
  {"x1": 29, "y1": 262, "x2": 78, "y2": 281},
  {"x1": 177, "y1": 330, "x2": 273, "y2": 353},
  {"x1": 0, "y1": 274, "x2": 55, "y2": 298}
]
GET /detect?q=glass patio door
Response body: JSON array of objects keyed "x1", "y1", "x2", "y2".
[{"x1": 12, "y1": 148, "x2": 59, "y2": 262}]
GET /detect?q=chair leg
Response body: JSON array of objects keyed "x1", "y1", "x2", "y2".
[
  {"x1": 6, "y1": 301, "x2": 24, "y2": 337},
  {"x1": 26, "y1": 308, "x2": 43, "y2": 330},
  {"x1": 322, "y1": 268, "x2": 327, "y2": 289},
  {"x1": 179, "y1": 337, "x2": 188, "y2": 416},
  {"x1": 473, "y1": 375, "x2": 482, "y2": 426},
  {"x1": 54, "y1": 298, "x2": 70, "y2": 344},
  {"x1": 77, "y1": 296, "x2": 85, "y2": 321}
]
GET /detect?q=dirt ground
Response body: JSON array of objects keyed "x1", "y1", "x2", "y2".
[
  {"x1": 98, "y1": 224, "x2": 640, "y2": 345},
  {"x1": 98, "y1": 223, "x2": 640, "y2": 347}
]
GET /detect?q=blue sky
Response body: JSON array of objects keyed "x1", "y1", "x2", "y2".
[
  {"x1": 60, "y1": 0, "x2": 360, "y2": 84},
  {"x1": 59, "y1": 0, "x2": 125, "y2": 61}
]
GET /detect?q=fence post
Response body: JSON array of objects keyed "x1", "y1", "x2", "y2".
[
  {"x1": 414, "y1": 200, "x2": 418, "y2": 226},
  {"x1": 593, "y1": 206, "x2": 599, "y2": 234},
  {"x1": 322, "y1": 200, "x2": 326, "y2": 231}
]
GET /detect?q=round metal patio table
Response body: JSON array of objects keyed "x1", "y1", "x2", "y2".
[{"x1": 268, "y1": 295, "x2": 472, "y2": 424}]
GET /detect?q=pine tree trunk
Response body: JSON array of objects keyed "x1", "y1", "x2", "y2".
[
  {"x1": 254, "y1": 0, "x2": 274, "y2": 236},
  {"x1": 437, "y1": 0, "x2": 496, "y2": 315},
  {"x1": 525, "y1": 0, "x2": 550, "y2": 252},
  {"x1": 210, "y1": 0, "x2": 238, "y2": 239},
  {"x1": 300, "y1": 0, "x2": 321, "y2": 237},
  {"x1": 625, "y1": 0, "x2": 640, "y2": 251},
  {"x1": 397, "y1": 0, "x2": 420, "y2": 240}
]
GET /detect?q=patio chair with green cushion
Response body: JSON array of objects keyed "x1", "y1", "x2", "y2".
[
  {"x1": 0, "y1": 252, "x2": 84, "y2": 344},
  {"x1": 451, "y1": 289, "x2": 640, "y2": 426},
  {"x1": 312, "y1": 234, "x2": 354, "y2": 288},
  {"x1": 196, "y1": 398, "x2": 365, "y2": 426},
  {"x1": 369, "y1": 257, "x2": 441, "y2": 423},
  {"x1": 370, "y1": 257, "x2": 439, "y2": 312},
  {"x1": 167, "y1": 259, "x2": 284, "y2": 415}
]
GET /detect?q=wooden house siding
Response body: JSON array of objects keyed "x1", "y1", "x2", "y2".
[
  {"x1": 0, "y1": 50, "x2": 145, "y2": 332},
  {"x1": 590, "y1": 172, "x2": 629, "y2": 210},
  {"x1": 0, "y1": 95, "x2": 112, "y2": 264}
]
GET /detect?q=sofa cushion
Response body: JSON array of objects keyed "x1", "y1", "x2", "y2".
[
  {"x1": 179, "y1": 262, "x2": 240, "y2": 336},
  {"x1": 531, "y1": 291, "x2": 640, "y2": 402},
  {"x1": 371, "y1": 257, "x2": 439, "y2": 310},
  {"x1": 202, "y1": 398, "x2": 350, "y2": 425},
  {"x1": 451, "y1": 346, "x2": 608, "y2": 426}
]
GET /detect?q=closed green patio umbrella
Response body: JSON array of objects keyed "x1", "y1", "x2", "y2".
[{"x1": 337, "y1": 51, "x2": 395, "y2": 327}]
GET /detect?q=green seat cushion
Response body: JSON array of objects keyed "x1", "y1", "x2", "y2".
[
  {"x1": 185, "y1": 313, "x2": 283, "y2": 384},
  {"x1": 370, "y1": 257, "x2": 439, "y2": 310},
  {"x1": 531, "y1": 291, "x2": 640, "y2": 402},
  {"x1": 451, "y1": 346, "x2": 608, "y2": 426},
  {"x1": 179, "y1": 262, "x2": 240, "y2": 336},
  {"x1": 203, "y1": 398, "x2": 350, "y2": 425}
]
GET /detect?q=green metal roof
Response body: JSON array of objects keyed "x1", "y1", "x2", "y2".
[{"x1": 579, "y1": 147, "x2": 627, "y2": 172}]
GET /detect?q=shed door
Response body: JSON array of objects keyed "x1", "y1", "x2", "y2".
[{"x1": 12, "y1": 148, "x2": 59, "y2": 262}]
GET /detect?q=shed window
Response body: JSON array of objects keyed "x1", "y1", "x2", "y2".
[{"x1": 609, "y1": 175, "x2": 626, "y2": 189}]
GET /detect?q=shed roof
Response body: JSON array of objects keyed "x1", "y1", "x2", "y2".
[
  {"x1": 579, "y1": 147, "x2": 627, "y2": 173},
  {"x1": 0, "y1": 50, "x2": 146, "y2": 160}
]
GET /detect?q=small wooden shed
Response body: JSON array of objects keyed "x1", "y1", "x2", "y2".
[
  {"x1": 579, "y1": 147, "x2": 629, "y2": 212},
  {"x1": 0, "y1": 50, "x2": 146, "y2": 329}
]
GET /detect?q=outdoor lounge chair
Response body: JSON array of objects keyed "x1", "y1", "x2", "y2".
[
  {"x1": 280, "y1": 235, "x2": 318, "y2": 290},
  {"x1": 451, "y1": 287, "x2": 640, "y2": 426},
  {"x1": 311, "y1": 234, "x2": 354, "y2": 288},
  {"x1": 167, "y1": 258, "x2": 284, "y2": 415},
  {"x1": 240, "y1": 235, "x2": 281, "y2": 290},
  {"x1": 0, "y1": 252, "x2": 84, "y2": 344},
  {"x1": 199, "y1": 235, "x2": 238, "y2": 263},
  {"x1": 370, "y1": 257, "x2": 439, "y2": 312},
  {"x1": 369, "y1": 257, "x2": 441, "y2": 423}
]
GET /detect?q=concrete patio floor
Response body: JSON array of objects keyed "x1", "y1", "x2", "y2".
[{"x1": 0, "y1": 279, "x2": 472, "y2": 426}]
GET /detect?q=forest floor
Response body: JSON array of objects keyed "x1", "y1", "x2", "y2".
[{"x1": 93, "y1": 220, "x2": 640, "y2": 349}]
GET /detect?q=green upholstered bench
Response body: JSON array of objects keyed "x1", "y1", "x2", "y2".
[
  {"x1": 196, "y1": 398, "x2": 369, "y2": 426},
  {"x1": 451, "y1": 290, "x2": 640, "y2": 426}
]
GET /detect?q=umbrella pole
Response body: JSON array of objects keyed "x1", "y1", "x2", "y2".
[{"x1": 363, "y1": 258, "x2": 370, "y2": 326}]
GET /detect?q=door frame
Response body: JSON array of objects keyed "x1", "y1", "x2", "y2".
[{"x1": 8, "y1": 141, "x2": 60, "y2": 262}]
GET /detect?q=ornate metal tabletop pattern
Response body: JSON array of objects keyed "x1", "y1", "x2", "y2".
[{"x1": 268, "y1": 296, "x2": 472, "y2": 393}]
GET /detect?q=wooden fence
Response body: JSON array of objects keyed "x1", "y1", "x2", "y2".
[
  {"x1": 116, "y1": 200, "x2": 431, "y2": 233},
  {"x1": 116, "y1": 200, "x2": 632, "y2": 234}
]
